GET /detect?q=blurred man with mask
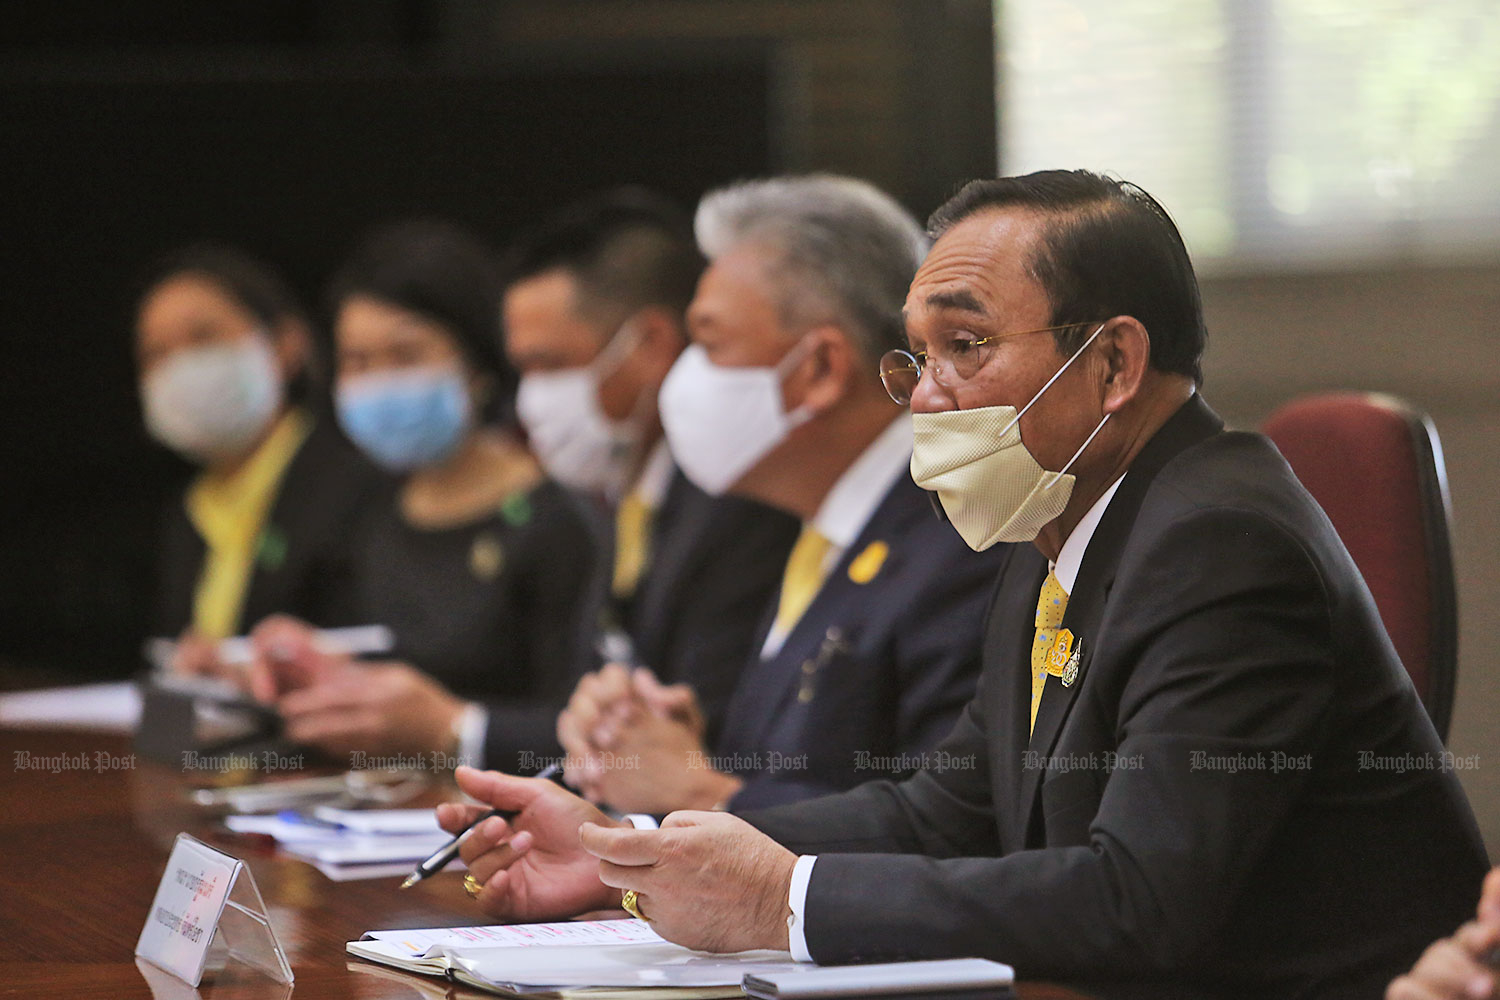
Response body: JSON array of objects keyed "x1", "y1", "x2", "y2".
[
  {"x1": 503, "y1": 190, "x2": 799, "y2": 745},
  {"x1": 551, "y1": 175, "x2": 1006, "y2": 813},
  {"x1": 439, "y1": 171, "x2": 1486, "y2": 999}
]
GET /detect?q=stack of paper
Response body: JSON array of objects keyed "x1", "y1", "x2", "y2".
[
  {"x1": 348, "y1": 919, "x2": 801, "y2": 998},
  {"x1": 0, "y1": 681, "x2": 142, "y2": 732},
  {"x1": 225, "y1": 806, "x2": 446, "y2": 881}
]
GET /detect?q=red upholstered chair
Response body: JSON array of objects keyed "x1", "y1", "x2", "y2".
[{"x1": 1261, "y1": 393, "x2": 1458, "y2": 741}]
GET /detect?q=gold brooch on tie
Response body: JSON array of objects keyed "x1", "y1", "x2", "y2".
[{"x1": 1046, "y1": 629, "x2": 1082, "y2": 687}]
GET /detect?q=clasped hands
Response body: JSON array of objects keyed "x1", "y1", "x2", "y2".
[
  {"x1": 555, "y1": 662, "x2": 742, "y2": 813},
  {"x1": 170, "y1": 615, "x2": 467, "y2": 758},
  {"x1": 436, "y1": 765, "x2": 796, "y2": 954}
]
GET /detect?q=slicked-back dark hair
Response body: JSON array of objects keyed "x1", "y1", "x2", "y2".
[
  {"x1": 328, "y1": 218, "x2": 515, "y2": 414},
  {"x1": 928, "y1": 170, "x2": 1206, "y2": 384},
  {"x1": 502, "y1": 187, "x2": 703, "y2": 331}
]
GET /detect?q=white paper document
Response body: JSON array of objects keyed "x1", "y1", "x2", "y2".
[
  {"x1": 356, "y1": 919, "x2": 664, "y2": 958},
  {"x1": 224, "y1": 807, "x2": 447, "y2": 879},
  {"x1": 313, "y1": 860, "x2": 417, "y2": 882},
  {"x1": 311, "y1": 806, "x2": 443, "y2": 835},
  {"x1": 448, "y1": 943, "x2": 801, "y2": 989},
  {"x1": 286, "y1": 833, "x2": 449, "y2": 865},
  {"x1": 349, "y1": 919, "x2": 799, "y2": 996},
  {"x1": 0, "y1": 681, "x2": 142, "y2": 731}
]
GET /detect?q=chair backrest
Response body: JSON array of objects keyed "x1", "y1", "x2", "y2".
[{"x1": 1261, "y1": 392, "x2": 1457, "y2": 741}]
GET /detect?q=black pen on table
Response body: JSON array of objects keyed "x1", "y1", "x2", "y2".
[{"x1": 400, "y1": 762, "x2": 564, "y2": 889}]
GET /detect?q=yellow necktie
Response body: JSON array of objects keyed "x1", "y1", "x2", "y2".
[
  {"x1": 1030, "y1": 571, "x2": 1069, "y2": 735},
  {"x1": 611, "y1": 490, "x2": 654, "y2": 599},
  {"x1": 773, "y1": 525, "x2": 833, "y2": 636}
]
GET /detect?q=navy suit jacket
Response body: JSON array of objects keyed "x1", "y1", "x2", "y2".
[
  {"x1": 720, "y1": 473, "x2": 1009, "y2": 811},
  {"x1": 566, "y1": 468, "x2": 801, "y2": 753},
  {"x1": 745, "y1": 396, "x2": 1488, "y2": 998},
  {"x1": 624, "y1": 471, "x2": 800, "y2": 745}
]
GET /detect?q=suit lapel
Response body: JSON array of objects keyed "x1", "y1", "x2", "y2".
[
  {"x1": 990, "y1": 550, "x2": 1049, "y2": 854},
  {"x1": 630, "y1": 471, "x2": 708, "y2": 637},
  {"x1": 1011, "y1": 395, "x2": 1225, "y2": 841},
  {"x1": 728, "y1": 476, "x2": 922, "y2": 751}
]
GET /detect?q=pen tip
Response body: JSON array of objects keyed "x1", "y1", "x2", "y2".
[{"x1": 399, "y1": 874, "x2": 419, "y2": 890}]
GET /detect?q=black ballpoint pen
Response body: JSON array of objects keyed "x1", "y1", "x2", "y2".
[{"x1": 400, "y1": 762, "x2": 563, "y2": 889}]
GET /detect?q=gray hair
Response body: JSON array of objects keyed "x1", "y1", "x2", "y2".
[{"x1": 694, "y1": 174, "x2": 928, "y2": 363}]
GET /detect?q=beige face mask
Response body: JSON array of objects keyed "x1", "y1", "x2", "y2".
[{"x1": 909, "y1": 324, "x2": 1109, "y2": 551}]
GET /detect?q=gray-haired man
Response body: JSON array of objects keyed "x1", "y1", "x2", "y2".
[{"x1": 546, "y1": 174, "x2": 1011, "y2": 815}]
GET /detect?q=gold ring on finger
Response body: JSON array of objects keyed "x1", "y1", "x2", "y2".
[
  {"x1": 621, "y1": 889, "x2": 649, "y2": 921},
  {"x1": 463, "y1": 873, "x2": 483, "y2": 899}
]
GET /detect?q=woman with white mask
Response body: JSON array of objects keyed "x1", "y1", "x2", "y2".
[
  {"x1": 247, "y1": 221, "x2": 599, "y2": 772},
  {"x1": 135, "y1": 244, "x2": 385, "y2": 677}
]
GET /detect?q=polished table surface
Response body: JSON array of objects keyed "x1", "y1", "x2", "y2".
[{"x1": 0, "y1": 722, "x2": 1091, "y2": 1000}]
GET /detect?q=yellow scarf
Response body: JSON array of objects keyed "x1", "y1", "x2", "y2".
[{"x1": 185, "y1": 409, "x2": 311, "y2": 639}]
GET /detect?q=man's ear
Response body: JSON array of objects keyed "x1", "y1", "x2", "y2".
[
  {"x1": 787, "y1": 325, "x2": 858, "y2": 415},
  {"x1": 1099, "y1": 316, "x2": 1151, "y2": 415},
  {"x1": 630, "y1": 305, "x2": 688, "y2": 382}
]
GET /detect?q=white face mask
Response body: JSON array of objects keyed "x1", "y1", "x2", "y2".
[
  {"x1": 909, "y1": 324, "x2": 1109, "y2": 550},
  {"x1": 657, "y1": 340, "x2": 813, "y2": 496},
  {"x1": 141, "y1": 333, "x2": 283, "y2": 462},
  {"x1": 515, "y1": 323, "x2": 643, "y2": 496}
]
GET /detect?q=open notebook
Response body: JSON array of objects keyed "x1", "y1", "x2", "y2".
[{"x1": 347, "y1": 919, "x2": 801, "y2": 999}]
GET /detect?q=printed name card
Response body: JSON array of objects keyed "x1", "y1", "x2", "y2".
[{"x1": 136, "y1": 833, "x2": 293, "y2": 987}]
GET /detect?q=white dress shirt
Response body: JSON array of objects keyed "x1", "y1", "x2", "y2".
[{"x1": 784, "y1": 472, "x2": 1125, "y2": 961}]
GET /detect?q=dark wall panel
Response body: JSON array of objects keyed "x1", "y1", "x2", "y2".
[{"x1": 0, "y1": 57, "x2": 771, "y2": 674}]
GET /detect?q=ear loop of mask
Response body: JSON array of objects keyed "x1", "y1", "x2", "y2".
[
  {"x1": 774, "y1": 332, "x2": 821, "y2": 430},
  {"x1": 987, "y1": 322, "x2": 1111, "y2": 492},
  {"x1": 592, "y1": 316, "x2": 644, "y2": 380},
  {"x1": 593, "y1": 317, "x2": 654, "y2": 489}
]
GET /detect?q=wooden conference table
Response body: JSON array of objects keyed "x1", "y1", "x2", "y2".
[{"x1": 0, "y1": 723, "x2": 1091, "y2": 1000}]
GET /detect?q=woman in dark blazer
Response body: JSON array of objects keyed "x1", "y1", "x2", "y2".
[
  {"x1": 136, "y1": 244, "x2": 385, "y2": 670},
  {"x1": 250, "y1": 221, "x2": 600, "y2": 772}
]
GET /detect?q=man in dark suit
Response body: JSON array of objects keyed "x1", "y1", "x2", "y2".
[
  {"x1": 439, "y1": 170, "x2": 1488, "y2": 999},
  {"x1": 502, "y1": 190, "x2": 800, "y2": 751},
  {"x1": 553, "y1": 175, "x2": 1002, "y2": 813}
]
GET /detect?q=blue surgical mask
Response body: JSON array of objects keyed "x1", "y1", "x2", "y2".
[{"x1": 336, "y1": 367, "x2": 472, "y2": 472}]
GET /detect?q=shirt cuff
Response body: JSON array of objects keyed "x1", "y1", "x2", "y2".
[
  {"x1": 452, "y1": 702, "x2": 489, "y2": 769},
  {"x1": 786, "y1": 854, "x2": 817, "y2": 962},
  {"x1": 623, "y1": 814, "x2": 660, "y2": 830}
]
